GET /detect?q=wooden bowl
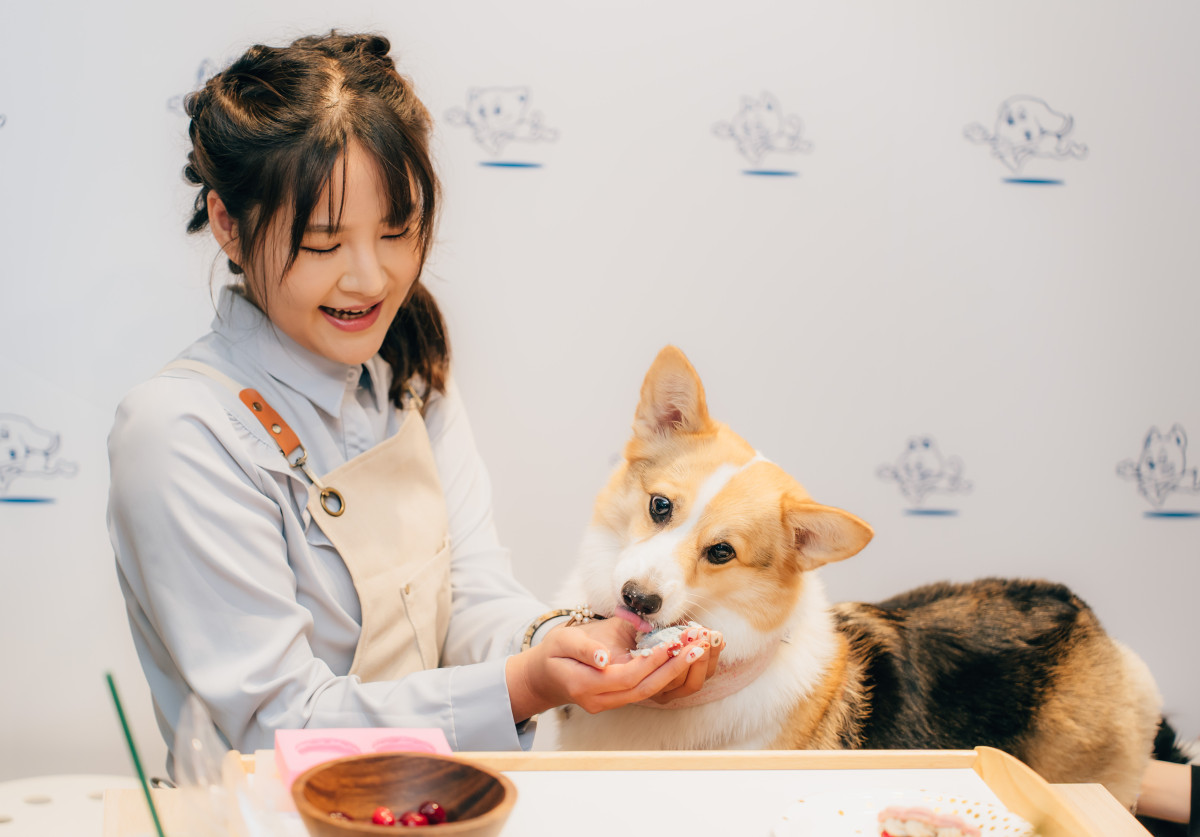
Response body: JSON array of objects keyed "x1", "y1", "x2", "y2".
[{"x1": 291, "y1": 752, "x2": 516, "y2": 836}]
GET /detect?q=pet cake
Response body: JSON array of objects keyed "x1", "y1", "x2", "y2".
[
  {"x1": 878, "y1": 806, "x2": 982, "y2": 837},
  {"x1": 631, "y1": 621, "x2": 707, "y2": 657}
]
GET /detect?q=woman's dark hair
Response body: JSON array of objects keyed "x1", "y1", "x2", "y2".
[{"x1": 183, "y1": 31, "x2": 449, "y2": 404}]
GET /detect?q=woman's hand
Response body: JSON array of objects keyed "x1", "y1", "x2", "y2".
[
  {"x1": 643, "y1": 623, "x2": 724, "y2": 704},
  {"x1": 504, "y1": 617, "x2": 721, "y2": 722}
]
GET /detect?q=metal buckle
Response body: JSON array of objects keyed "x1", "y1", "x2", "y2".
[
  {"x1": 319, "y1": 487, "x2": 345, "y2": 517},
  {"x1": 404, "y1": 383, "x2": 424, "y2": 412},
  {"x1": 286, "y1": 445, "x2": 346, "y2": 516}
]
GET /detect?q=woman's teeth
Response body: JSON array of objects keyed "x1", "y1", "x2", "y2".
[{"x1": 321, "y1": 303, "x2": 378, "y2": 320}]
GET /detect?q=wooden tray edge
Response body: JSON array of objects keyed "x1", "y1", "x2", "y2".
[
  {"x1": 972, "y1": 746, "x2": 1125, "y2": 837},
  {"x1": 455, "y1": 748, "x2": 978, "y2": 772}
]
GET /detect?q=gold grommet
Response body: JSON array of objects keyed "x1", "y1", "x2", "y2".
[
  {"x1": 320, "y1": 487, "x2": 345, "y2": 517},
  {"x1": 271, "y1": 424, "x2": 282, "y2": 434}
]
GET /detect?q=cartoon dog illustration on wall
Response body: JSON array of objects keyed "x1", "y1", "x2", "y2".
[
  {"x1": 964, "y1": 95, "x2": 1088, "y2": 174},
  {"x1": 445, "y1": 87, "x2": 559, "y2": 156},
  {"x1": 713, "y1": 92, "x2": 812, "y2": 166},
  {"x1": 877, "y1": 436, "x2": 972, "y2": 508},
  {"x1": 0, "y1": 414, "x2": 78, "y2": 496},
  {"x1": 1117, "y1": 425, "x2": 1200, "y2": 509},
  {"x1": 167, "y1": 59, "x2": 218, "y2": 115}
]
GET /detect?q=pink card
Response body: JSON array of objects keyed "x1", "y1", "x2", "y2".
[{"x1": 274, "y1": 727, "x2": 452, "y2": 789}]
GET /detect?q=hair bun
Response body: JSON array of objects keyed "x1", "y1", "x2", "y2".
[
  {"x1": 240, "y1": 43, "x2": 278, "y2": 64},
  {"x1": 182, "y1": 87, "x2": 208, "y2": 120},
  {"x1": 360, "y1": 34, "x2": 391, "y2": 58},
  {"x1": 296, "y1": 31, "x2": 393, "y2": 64},
  {"x1": 183, "y1": 159, "x2": 203, "y2": 185}
]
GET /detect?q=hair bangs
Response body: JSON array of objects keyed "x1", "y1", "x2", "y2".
[
  {"x1": 354, "y1": 98, "x2": 438, "y2": 261},
  {"x1": 267, "y1": 111, "x2": 436, "y2": 286},
  {"x1": 282, "y1": 128, "x2": 349, "y2": 275}
]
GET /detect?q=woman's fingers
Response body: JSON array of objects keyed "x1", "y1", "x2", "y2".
[
  {"x1": 580, "y1": 642, "x2": 709, "y2": 712},
  {"x1": 626, "y1": 642, "x2": 708, "y2": 702},
  {"x1": 705, "y1": 631, "x2": 724, "y2": 678},
  {"x1": 650, "y1": 641, "x2": 713, "y2": 703},
  {"x1": 640, "y1": 627, "x2": 724, "y2": 704},
  {"x1": 659, "y1": 671, "x2": 688, "y2": 694},
  {"x1": 546, "y1": 623, "x2": 613, "y2": 670},
  {"x1": 547, "y1": 619, "x2": 728, "y2": 713}
]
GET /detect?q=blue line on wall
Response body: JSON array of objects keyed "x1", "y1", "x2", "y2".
[
  {"x1": 1003, "y1": 178, "x2": 1064, "y2": 185},
  {"x1": 0, "y1": 497, "x2": 55, "y2": 504},
  {"x1": 1143, "y1": 510, "x2": 1200, "y2": 518},
  {"x1": 479, "y1": 161, "x2": 543, "y2": 169},
  {"x1": 904, "y1": 509, "x2": 958, "y2": 516},
  {"x1": 743, "y1": 170, "x2": 798, "y2": 177}
]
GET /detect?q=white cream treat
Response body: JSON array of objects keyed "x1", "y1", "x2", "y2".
[{"x1": 631, "y1": 621, "x2": 703, "y2": 657}]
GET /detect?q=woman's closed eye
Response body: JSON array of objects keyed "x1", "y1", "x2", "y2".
[
  {"x1": 301, "y1": 243, "x2": 340, "y2": 255},
  {"x1": 301, "y1": 229, "x2": 410, "y2": 254}
]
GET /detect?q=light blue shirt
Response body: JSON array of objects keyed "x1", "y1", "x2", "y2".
[{"x1": 108, "y1": 287, "x2": 548, "y2": 767}]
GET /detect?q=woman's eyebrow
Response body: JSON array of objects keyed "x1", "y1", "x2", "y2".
[{"x1": 304, "y1": 223, "x2": 338, "y2": 234}]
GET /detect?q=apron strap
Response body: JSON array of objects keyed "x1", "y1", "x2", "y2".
[{"x1": 159, "y1": 359, "x2": 346, "y2": 516}]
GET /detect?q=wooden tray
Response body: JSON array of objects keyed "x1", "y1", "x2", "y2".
[
  {"x1": 457, "y1": 748, "x2": 1143, "y2": 837},
  {"x1": 103, "y1": 748, "x2": 1149, "y2": 837}
]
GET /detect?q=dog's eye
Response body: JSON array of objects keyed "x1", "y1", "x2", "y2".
[
  {"x1": 706, "y1": 542, "x2": 736, "y2": 564},
  {"x1": 649, "y1": 495, "x2": 673, "y2": 524}
]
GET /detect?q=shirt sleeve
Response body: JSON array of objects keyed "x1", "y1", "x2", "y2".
[
  {"x1": 108, "y1": 376, "x2": 533, "y2": 758},
  {"x1": 421, "y1": 378, "x2": 551, "y2": 667}
]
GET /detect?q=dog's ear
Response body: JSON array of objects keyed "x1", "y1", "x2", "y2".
[
  {"x1": 632, "y1": 346, "x2": 713, "y2": 439},
  {"x1": 784, "y1": 501, "x2": 874, "y2": 571}
]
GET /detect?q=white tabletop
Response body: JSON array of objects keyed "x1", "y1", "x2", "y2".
[{"x1": 0, "y1": 774, "x2": 142, "y2": 837}]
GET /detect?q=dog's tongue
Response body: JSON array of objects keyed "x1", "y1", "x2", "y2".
[{"x1": 612, "y1": 606, "x2": 654, "y2": 633}]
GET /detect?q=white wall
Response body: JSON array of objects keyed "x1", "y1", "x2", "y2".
[{"x1": 1, "y1": 1, "x2": 1196, "y2": 780}]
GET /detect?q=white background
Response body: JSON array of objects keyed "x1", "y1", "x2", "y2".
[{"x1": 0, "y1": 1, "x2": 1196, "y2": 780}]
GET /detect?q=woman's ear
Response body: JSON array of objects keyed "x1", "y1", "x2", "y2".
[{"x1": 206, "y1": 192, "x2": 240, "y2": 268}]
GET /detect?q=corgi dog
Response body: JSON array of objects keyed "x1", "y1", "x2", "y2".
[{"x1": 554, "y1": 346, "x2": 1162, "y2": 808}]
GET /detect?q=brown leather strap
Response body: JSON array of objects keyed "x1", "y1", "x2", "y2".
[{"x1": 238, "y1": 388, "x2": 303, "y2": 460}]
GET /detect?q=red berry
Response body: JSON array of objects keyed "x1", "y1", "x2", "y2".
[
  {"x1": 417, "y1": 800, "x2": 447, "y2": 824},
  {"x1": 398, "y1": 810, "x2": 429, "y2": 826},
  {"x1": 372, "y1": 806, "x2": 396, "y2": 826}
]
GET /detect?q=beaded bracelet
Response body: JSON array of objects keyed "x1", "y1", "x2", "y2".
[{"x1": 520, "y1": 606, "x2": 598, "y2": 651}]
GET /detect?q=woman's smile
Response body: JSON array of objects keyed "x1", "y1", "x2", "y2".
[{"x1": 320, "y1": 302, "x2": 384, "y2": 332}]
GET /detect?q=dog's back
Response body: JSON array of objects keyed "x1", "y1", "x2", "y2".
[{"x1": 821, "y1": 578, "x2": 1161, "y2": 806}]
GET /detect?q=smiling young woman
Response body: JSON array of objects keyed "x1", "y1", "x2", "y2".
[{"x1": 106, "y1": 31, "x2": 718, "y2": 773}]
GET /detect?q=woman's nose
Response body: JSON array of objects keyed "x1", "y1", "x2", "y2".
[{"x1": 339, "y1": 246, "x2": 388, "y2": 296}]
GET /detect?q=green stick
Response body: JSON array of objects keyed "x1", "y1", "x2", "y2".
[{"x1": 105, "y1": 672, "x2": 167, "y2": 837}]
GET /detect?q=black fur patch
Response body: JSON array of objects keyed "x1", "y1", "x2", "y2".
[{"x1": 834, "y1": 578, "x2": 1091, "y2": 754}]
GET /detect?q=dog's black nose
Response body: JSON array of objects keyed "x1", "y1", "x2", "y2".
[{"x1": 621, "y1": 582, "x2": 662, "y2": 616}]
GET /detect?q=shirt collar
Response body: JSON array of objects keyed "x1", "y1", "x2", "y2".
[{"x1": 212, "y1": 285, "x2": 363, "y2": 417}]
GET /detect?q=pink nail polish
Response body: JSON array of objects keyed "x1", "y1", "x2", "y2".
[{"x1": 685, "y1": 645, "x2": 705, "y2": 663}]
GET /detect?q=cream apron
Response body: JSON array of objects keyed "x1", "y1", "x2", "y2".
[{"x1": 164, "y1": 360, "x2": 452, "y2": 681}]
